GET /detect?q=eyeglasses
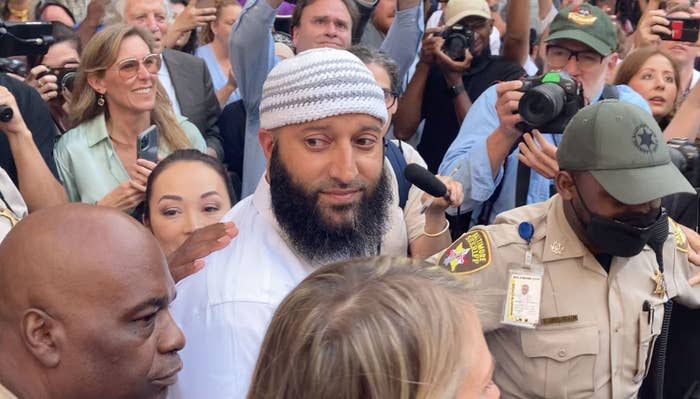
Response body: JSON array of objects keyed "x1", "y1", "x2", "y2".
[
  {"x1": 114, "y1": 53, "x2": 161, "y2": 80},
  {"x1": 383, "y1": 89, "x2": 399, "y2": 109},
  {"x1": 545, "y1": 45, "x2": 604, "y2": 71}
]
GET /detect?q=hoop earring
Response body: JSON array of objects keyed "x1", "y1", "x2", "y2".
[{"x1": 97, "y1": 93, "x2": 105, "y2": 107}]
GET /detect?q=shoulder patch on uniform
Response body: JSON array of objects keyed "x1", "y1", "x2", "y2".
[
  {"x1": 669, "y1": 218, "x2": 688, "y2": 253},
  {"x1": 439, "y1": 229, "x2": 492, "y2": 275}
]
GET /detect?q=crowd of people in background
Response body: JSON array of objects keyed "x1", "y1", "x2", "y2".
[{"x1": 1, "y1": 0, "x2": 700, "y2": 397}]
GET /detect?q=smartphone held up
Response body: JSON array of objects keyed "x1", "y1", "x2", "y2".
[
  {"x1": 137, "y1": 125, "x2": 159, "y2": 163},
  {"x1": 659, "y1": 17, "x2": 700, "y2": 43}
]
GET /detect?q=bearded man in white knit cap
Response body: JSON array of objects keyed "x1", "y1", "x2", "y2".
[{"x1": 168, "y1": 48, "x2": 462, "y2": 399}]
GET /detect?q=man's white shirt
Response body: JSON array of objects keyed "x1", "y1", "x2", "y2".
[{"x1": 169, "y1": 161, "x2": 411, "y2": 399}]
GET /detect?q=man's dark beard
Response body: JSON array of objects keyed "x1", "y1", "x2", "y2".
[{"x1": 269, "y1": 146, "x2": 392, "y2": 265}]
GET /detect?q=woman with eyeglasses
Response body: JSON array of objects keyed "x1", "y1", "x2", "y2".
[{"x1": 54, "y1": 24, "x2": 206, "y2": 212}]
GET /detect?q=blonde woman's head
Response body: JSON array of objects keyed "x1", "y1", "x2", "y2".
[
  {"x1": 247, "y1": 256, "x2": 499, "y2": 399},
  {"x1": 69, "y1": 24, "x2": 194, "y2": 151}
]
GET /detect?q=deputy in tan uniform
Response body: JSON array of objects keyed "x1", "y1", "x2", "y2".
[{"x1": 435, "y1": 100, "x2": 700, "y2": 398}]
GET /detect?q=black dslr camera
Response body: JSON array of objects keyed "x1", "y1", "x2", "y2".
[
  {"x1": 668, "y1": 138, "x2": 700, "y2": 188},
  {"x1": 0, "y1": 21, "x2": 54, "y2": 122},
  {"x1": 516, "y1": 71, "x2": 585, "y2": 134},
  {"x1": 441, "y1": 24, "x2": 474, "y2": 62},
  {"x1": 0, "y1": 21, "x2": 53, "y2": 58},
  {"x1": 38, "y1": 66, "x2": 77, "y2": 93},
  {"x1": 0, "y1": 58, "x2": 27, "y2": 77}
]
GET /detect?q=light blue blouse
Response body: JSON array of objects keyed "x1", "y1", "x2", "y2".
[
  {"x1": 195, "y1": 44, "x2": 241, "y2": 106},
  {"x1": 54, "y1": 113, "x2": 207, "y2": 203}
]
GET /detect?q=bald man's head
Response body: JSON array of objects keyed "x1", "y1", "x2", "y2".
[{"x1": 0, "y1": 204, "x2": 185, "y2": 399}]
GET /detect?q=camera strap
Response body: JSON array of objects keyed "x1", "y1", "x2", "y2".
[
  {"x1": 600, "y1": 84, "x2": 620, "y2": 101},
  {"x1": 475, "y1": 140, "x2": 522, "y2": 225},
  {"x1": 515, "y1": 160, "x2": 531, "y2": 208},
  {"x1": 384, "y1": 138, "x2": 410, "y2": 210}
]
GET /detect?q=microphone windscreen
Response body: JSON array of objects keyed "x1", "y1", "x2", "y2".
[{"x1": 403, "y1": 163, "x2": 447, "y2": 198}]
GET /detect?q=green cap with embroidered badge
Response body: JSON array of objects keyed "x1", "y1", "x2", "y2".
[
  {"x1": 545, "y1": 4, "x2": 617, "y2": 56},
  {"x1": 557, "y1": 100, "x2": 695, "y2": 205}
]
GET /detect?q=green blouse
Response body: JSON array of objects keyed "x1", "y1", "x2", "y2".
[{"x1": 54, "y1": 113, "x2": 207, "y2": 204}]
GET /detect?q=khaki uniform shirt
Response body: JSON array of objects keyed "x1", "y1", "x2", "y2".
[
  {"x1": 0, "y1": 383, "x2": 17, "y2": 399},
  {"x1": 434, "y1": 195, "x2": 700, "y2": 399}
]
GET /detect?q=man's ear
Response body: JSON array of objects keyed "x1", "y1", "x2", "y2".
[
  {"x1": 555, "y1": 171, "x2": 575, "y2": 200},
  {"x1": 21, "y1": 309, "x2": 62, "y2": 368},
  {"x1": 605, "y1": 52, "x2": 619, "y2": 79},
  {"x1": 291, "y1": 26, "x2": 299, "y2": 49},
  {"x1": 258, "y1": 129, "x2": 276, "y2": 161}
]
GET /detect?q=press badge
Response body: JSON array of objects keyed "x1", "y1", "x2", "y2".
[{"x1": 501, "y1": 222, "x2": 544, "y2": 329}]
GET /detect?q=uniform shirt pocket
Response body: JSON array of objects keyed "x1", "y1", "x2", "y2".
[
  {"x1": 635, "y1": 302, "x2": 664, "y2": 382},
  {"x1": 521, "y1": 321, "x2": 599, "y2": 398}
]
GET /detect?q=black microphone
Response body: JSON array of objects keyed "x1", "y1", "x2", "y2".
[
  {"x1": 647, "y1": 209, "x2": 669, "y2": 257},
  {"x1": 0, "y1": 105, "x2": 12, "y2": 122},
  {"x1": 404, "y1": 163, "x2": 447, "y2": 197}
]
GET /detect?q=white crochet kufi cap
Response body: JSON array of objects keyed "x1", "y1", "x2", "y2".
[{"x1": 259, "y1": 48, "x2": 388, "y2": 130}]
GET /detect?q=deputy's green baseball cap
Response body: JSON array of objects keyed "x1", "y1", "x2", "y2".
[
  {"x1": 545, "y1": 4, "x2": 617, "y2": 56},
  {"x1": 557, "y1": 100, "x2": 694, "y2": 205}
]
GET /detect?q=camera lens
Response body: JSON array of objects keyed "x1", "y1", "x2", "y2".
[
  {"x1": 62, "y1": 71, "x2": 76, "y2": 92},
  {"x1": 444, "y1": 37, "x2": 466, "y2": 61},
  {"x1": 518, "y1": 83, "x2": 566, "y2": 127},
  {"x1": 441, "y1": 26, "x2": 470, "y2": 62}
]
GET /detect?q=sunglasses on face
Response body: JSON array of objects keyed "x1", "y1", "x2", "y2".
[{"x1": 115, "y1": 53, "x2": 161, "y2": 80}]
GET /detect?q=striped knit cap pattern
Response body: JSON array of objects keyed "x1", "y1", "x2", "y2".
[{"x1": 259, "y1": 48, "x2": 388, "y2": 130}]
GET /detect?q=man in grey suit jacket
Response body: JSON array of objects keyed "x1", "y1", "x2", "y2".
[
  {"x1": 104, "y1": 0, "x2": 224, "y2": 159},
  {"x1": 161, "y1": 47, "x2": 223, "y2": 158}
]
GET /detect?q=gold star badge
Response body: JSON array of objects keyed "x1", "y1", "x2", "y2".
[
  {"x1": 652, "y1": 268, "x2": 667, "y2": 299},
  {"x1": 550, "y1": 241, "x2": 565, "y2": 255},
  {"x1": 438, "y1": 230, "x2": 492, "y2": 275},
  {"x1": 0, "y1": 208, "x2": 19, "y2": 227}
]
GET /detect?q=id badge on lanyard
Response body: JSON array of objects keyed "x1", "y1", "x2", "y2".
[{"x1": 501, "y1": 222, "x2": 544, "y2": 329}]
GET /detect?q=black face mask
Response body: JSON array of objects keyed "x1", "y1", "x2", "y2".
[{"x1": 571, "y1": 181, "x2": 666, "y2": 257}]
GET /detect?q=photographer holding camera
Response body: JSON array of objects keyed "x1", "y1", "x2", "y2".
[
  {"x1": 0, "y1": 75, "x2": 67, "y2": 241},
  {"x1": 439, "y1": 3, "x2": 651, "y2": 226},
  {"x1": 393, "y1": 0, "x2": 524, "y2": 173},
  {"x1": 24, "y1": 22, "x2": 80, "y2": 133}
]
